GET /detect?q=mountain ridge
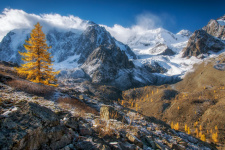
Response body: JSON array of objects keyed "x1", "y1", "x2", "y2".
[
  {"x1": 1, "y1": 10, "x2": 225, "y2": 90},
  {"x1": 0, "y1": 15, "x2": 185, "y2": 89}
]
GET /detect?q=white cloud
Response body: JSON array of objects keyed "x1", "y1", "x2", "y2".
[
  {"x1": 135, "y1": 12, "x2": 163, "y2": 30},
  {"x1": 103, "y1": 12, "x2": 176, "y2": 44},
  {"x1": 102, "y1": 24, "x2": 132, "y2": 43},
  {"x1": 102, "y1": 12, "x2": 164, "y2": 43},
  {"x1": 0, "y1": 9, "x2": 176, "y2": 44},
  {"x1": 0, "y1": 8, "x2": 88, "y2": 41}
]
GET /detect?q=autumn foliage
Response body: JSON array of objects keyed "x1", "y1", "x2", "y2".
[{"x1": 16, "y1": 22, "x2": 59, "y2": 86}]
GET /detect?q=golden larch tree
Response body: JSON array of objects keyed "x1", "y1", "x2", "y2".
[{"x1": 16, "y1": 22, "x2": 59, "y2": 86}]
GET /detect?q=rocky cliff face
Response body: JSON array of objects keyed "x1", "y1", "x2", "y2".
[
  {"x1": 81, "y1": 45, "x2": 148, "y2": 89},
  {"x1": 0, "y1": 30, "x2": 28, "y2": 64},
  {"x1": 75, "y1": 24, "x2": 136, "y2": 64},
  {"x1": 46, "y1": 29, "x2": 81, "y2": 62},
  {"x1": 82, "y1": 45, "x2": 134, "y2": 83},
  {"x1": 182, "y1": 30, "x2": 225, "y2": 58},
  {"x1": 203, "y1": 17, "x2": 225, "y2": 40},
  {"x1": 0, "y1": 29, "x2": 81, "y2": 64}
]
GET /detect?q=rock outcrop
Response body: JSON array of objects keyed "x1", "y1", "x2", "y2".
[
  {"x1": 202, "y1": 17, "x2": 225, "y2": 40},
  {"x1": 159, "y1": 48, "x2": 176, "y2": 56},
  {"x1": 214, "y1": 63, "x2": 225, "y2": 71},
  {"x1": 0, "y1": 101, "x2": 75, "y2": 150},
  {"x1": 151, "y1": 44, "x2": 176, "y2": 56},
  {"x1": 100, "y1": 105, "x2": 125, "y2": 122},
  {"x1": 143, "y1": 62, "x2": 168, "y2": 73},
  {"x1": 182, "y1": 30, "x2": 225, "y2": 58},
  {"x1": 176, "y1": 29, "x2": 192, "y2": 37}
]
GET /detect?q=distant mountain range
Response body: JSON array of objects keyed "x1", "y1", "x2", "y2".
[{"x1": 0, "y1": 9, "x2": 225, "y2": 89}]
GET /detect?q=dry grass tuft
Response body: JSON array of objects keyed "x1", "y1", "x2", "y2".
[
  {"x1": 6, "y1": 79, "x2": 55, "y2": 96},
  {"x1": 0, "y1": 62, "x2": 18, "y2": 76},
  {"x1": 57, "y1": 97, "x2": 99, "y2": 116},
  {"x1": 95, "y1": 120, "x2": 116, "y2": 137}
]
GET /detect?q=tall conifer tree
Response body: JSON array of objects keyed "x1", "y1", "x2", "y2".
[{"x1": 16, "y1": 22, "x2": 59, "y2": 86}]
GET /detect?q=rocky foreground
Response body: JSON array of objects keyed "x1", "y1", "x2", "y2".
[{"x1": 0, "y1": 78, "x2": 215, "y2": 150}]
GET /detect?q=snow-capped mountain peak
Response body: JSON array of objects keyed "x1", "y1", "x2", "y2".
[
  {"x1": 217, "y1": 15, "x2": 225, "y2": 26},
  {"x1": 176, "y1": 30, "x2": 192, "y2": 37},
  {"x1": 121, "y1": 27, "x2": 189, "y2": 56}
]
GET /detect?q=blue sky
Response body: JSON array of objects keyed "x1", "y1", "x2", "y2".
[{"x1": 0, "y1": 0, "x2": 224, "y2": 33}]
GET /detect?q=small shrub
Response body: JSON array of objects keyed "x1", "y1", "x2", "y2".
[
  {"x1": 195, "y1": 128, "x2": 199, "y2": 137},
  {"x1": 188, "y1": 127, "x2": 191, "y2": 134},
  {"x1": 94, "y1": 119, "x2": 117, "y2": 138},
  {"x1": 171, "y1": 121, "x2": 174, "y2": 129},
  {"x1": 174, "y1": 122, "x2": 179, "y2": 130},
  {"x1": 201, "y1": 134, "x2": 206, "y2": 142},
  {"x1": 212, "y1": 132, "x2": 218, "y2": 143},
  {"x1": 185, "y1": 124, "x2": 188, "y2": 132},
  {"x1": 6, "y1": 79, "x2": 55, "y2": 96}
]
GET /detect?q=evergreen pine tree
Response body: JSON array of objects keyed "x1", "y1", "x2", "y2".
[{"x1": 16, "y1": 22, "x2": 59, "y2": 86}]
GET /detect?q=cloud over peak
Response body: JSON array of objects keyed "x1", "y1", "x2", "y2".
[
  {"x1": 0, "y1": 8, "x2": 88, "y2": 40},
  {"x1": 135, "y1": 12, "x2": 163, "y2": 30},
  {"x1": 102, "y1": 12, "x2": 168, "y2": 43},
  {"x1": 0, "y1": 9, "x2": 176, "y2": 44}
]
